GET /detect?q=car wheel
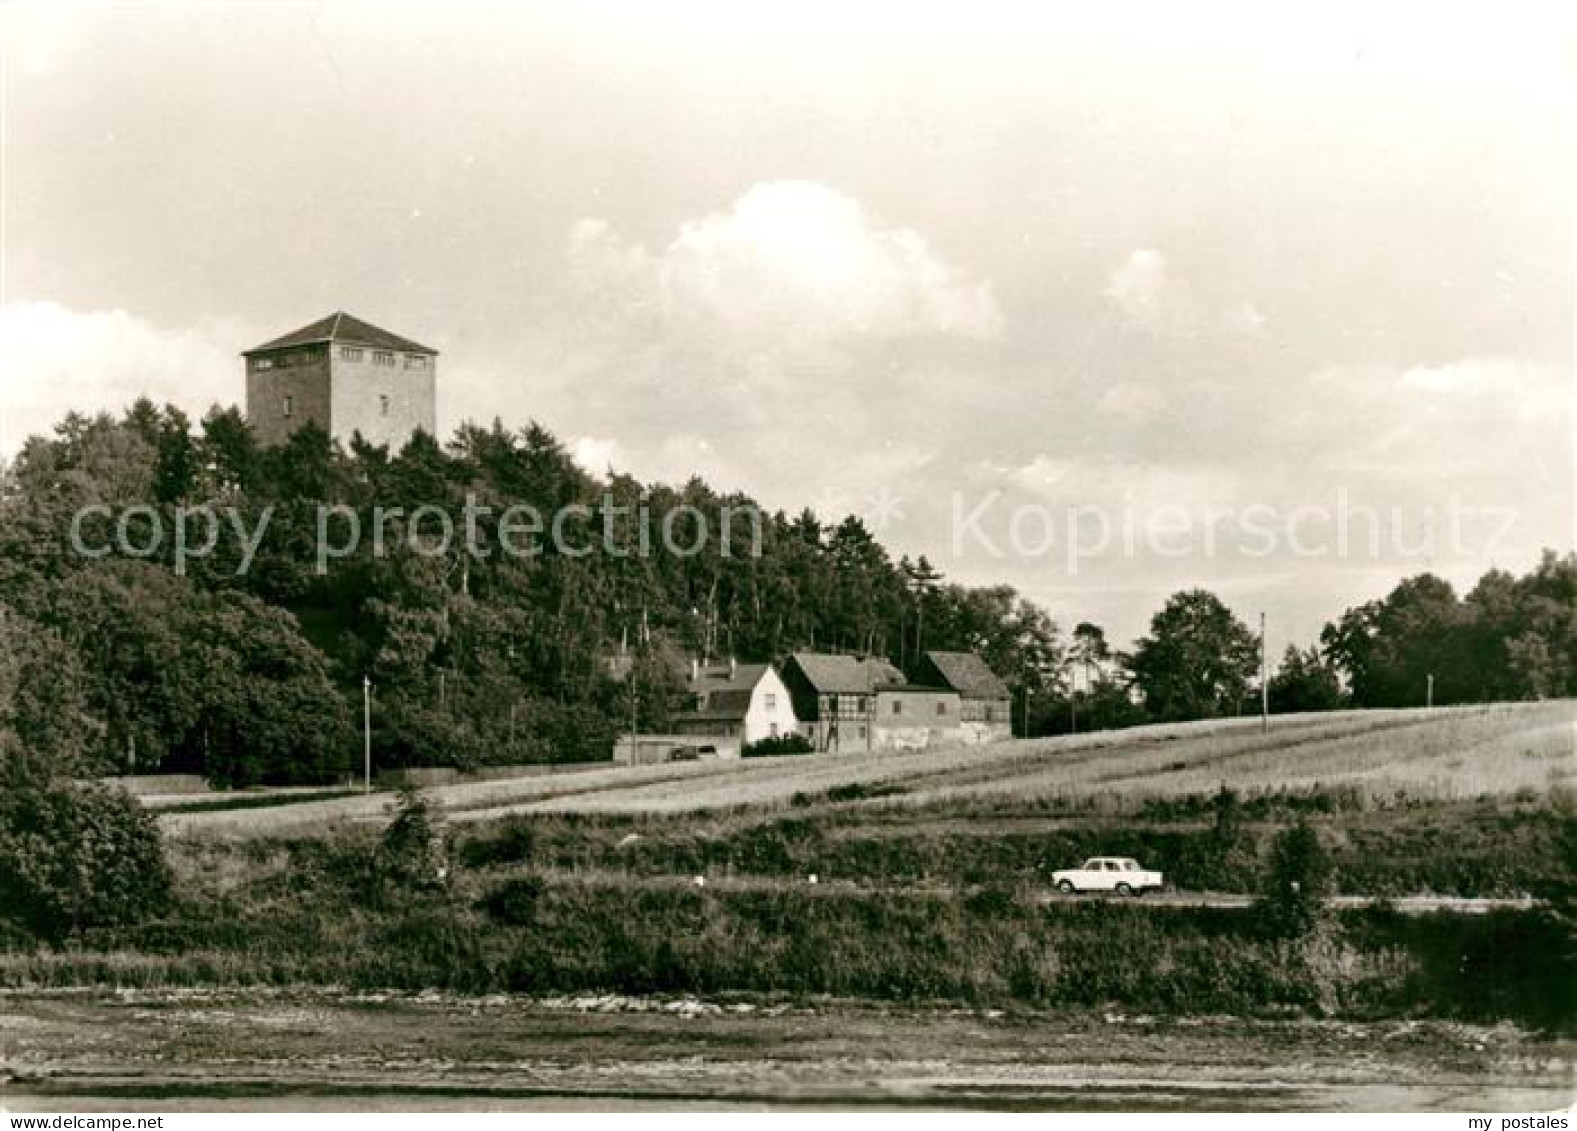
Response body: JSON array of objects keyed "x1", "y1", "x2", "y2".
[
  {"x1": 1116, "y1": 882, "x2": 1134, "y2": 897},
  {"x1": 1057, "y1": 880, "x2": 1075, "y2": 895}
]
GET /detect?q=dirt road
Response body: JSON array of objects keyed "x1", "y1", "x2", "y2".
[
  {"x1": 516, "y1": 869, "x2": 1539, "y2": 915},
  {"x1": 3, "y1": 990, "x2": 1571, "y2": 1112}
]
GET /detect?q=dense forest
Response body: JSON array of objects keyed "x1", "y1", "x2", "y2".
[{"x1": 0, "y1": 401, "x2": 1572, "y2": 786}]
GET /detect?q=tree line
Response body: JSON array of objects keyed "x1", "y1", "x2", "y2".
[{"x1": 0, "y1": 400, "x2": 1571, "y2": 786}]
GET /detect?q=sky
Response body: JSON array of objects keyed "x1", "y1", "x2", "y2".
[{"x1": 1, "y1": 0, "x2": 1572, "y2": 648}]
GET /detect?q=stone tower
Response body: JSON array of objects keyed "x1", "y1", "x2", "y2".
[{"x1": 243, "y1": 312, "x2": 438, "y2": 448}]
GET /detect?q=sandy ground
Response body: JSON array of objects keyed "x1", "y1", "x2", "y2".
[{"x1": 3, "y1": 989, "x2": 1572, "y2": 1112}]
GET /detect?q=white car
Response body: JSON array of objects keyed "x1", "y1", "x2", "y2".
[{"x1": 1052, "y1": 857, "x2": 1163, "y2": 896}]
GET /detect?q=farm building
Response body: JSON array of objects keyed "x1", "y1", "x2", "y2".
[
  {"x1": 916, "y1": 650, "x2": 1014, "y2": 742},
  {"x1": 780, "y1": 653, "x2": 904, "y2": 752},
  {"x1": 872, "y1": 684, "x2": 965, "y2": 751},
  {"x1": 780, "y1": 652, "x2": 970, "y2": 752},
  {"x1": 670, "y1": 660, "x2": 800, "y2": 747}
]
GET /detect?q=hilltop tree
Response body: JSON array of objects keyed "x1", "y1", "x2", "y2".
[
  {"x1": 1129, "y1": 589, "x2": 1259, "y2": 721},
  {"x1": 1268, "y1": 644, "x2": 1344, "y2": 713}
]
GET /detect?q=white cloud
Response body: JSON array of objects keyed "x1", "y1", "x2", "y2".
[
  {"x1": 1104, "y1": 248, "x2": 1268, "y2": 340},
  {"x1": 567, "y1": 435, "x2": 627, "y2": 477},
  {"x1": 1104, "y1": 248, "x2": 1182, "y2": 330},
  {"x1": 529, "y1": 182, "x2": 1004, "y2": 512},
  {"x1": 0, "y1": 302, "x2": 236, "y2": 453},
  {"x1": 571, "y1": 181, "x2": 1004, "y2": 347}
]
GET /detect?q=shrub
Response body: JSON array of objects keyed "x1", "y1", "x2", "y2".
[
  {"x1": 743, "y1": 734, "x2": 814, "y2": 758},
  {"x1": 1257, "y1": 821, "x2": 1332, "y2": 938},
  {"x1": 376, "y1": 785, "x2": 447, "y2": 887},
  {"x1": 0, "y1": 771, "x2": 171, "y2": 943},
  {"x1": 456, "y1": 816, "x2": 536, "y2": 869},
  {"x1": 479, "y1": 875, "x2": 547, "y2": 925}
]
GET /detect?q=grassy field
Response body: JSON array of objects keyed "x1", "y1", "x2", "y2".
[
  {"x1": 155, "y1": 702, "x2": 1577, "y2": 834},
  {"x1": 4, "y1": 701, "x2": 1569, "y2": 1033}
]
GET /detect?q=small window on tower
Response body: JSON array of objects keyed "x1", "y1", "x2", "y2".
[
  {"x1": 373, "y1": 351, "x2": 395, "y2": 366},
  {"x1": 341, "y1": 347, "x2": 364, "y2": 362},
  {"x1": 282, "y1": 395, "x2": 294, "y2": 419},
  {"x1": 253, "y1": 357, "x2": 273, "y2": 371},
  {"x1": 379, "y1": 394, "x2": 390, "y2": 416},
  {"x1": 405, "y1": 355, "x2": 426, "y2": 369}
]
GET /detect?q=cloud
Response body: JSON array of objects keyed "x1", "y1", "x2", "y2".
[
  {"x1": 1103, "y1": 248, "x2": 1267, "y2": 340},
  {"x1": 523, "y1": 182, "x2": 1004, "y2": 512},
  {"x1": 1104, "y1": 248, "x2": 1183, "y2": 330},
  {"x1": 567, "y1": 435, "x2": 627, "y2": 477},
  {"x1": 570, "y1": 180, "x2": 1004, "y2": 346},
  {"x1": 0, "y1": 302, "x2": 236, "y2": 453}
]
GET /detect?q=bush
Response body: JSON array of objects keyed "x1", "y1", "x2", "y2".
[
  {"x1": 456, "y1": 816, "x2": 536, "y2": 869},
  {"x1": 479, "y1": 875, "x2": 547, "y2": 925},
  {"x1": 377, "y1": 785, "x2": 447, "y2": 887},
  {"x1": 0, "y1": 771, "x2": 171, "y2": 943},
  {"x1": 1257, "y1": 821, "x2": 1332, "y2": 938},
  {"x1": 743, "y1": 734, "x2": 814, "y2": 758}
]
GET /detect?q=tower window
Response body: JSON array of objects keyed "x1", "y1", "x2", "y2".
[
  {"x1": 405, "y1": 355, "x2": 426, "y2": 369},
  {"x1": 282, "y1": 395, "x2": 294, "y2": 419},
  {"x1": 379, "y1": 394, "x2": 390, "y2": 416},
  {"x1": 341, "y1": 346, "x2": 364, "y2": 362},
  {"x1": 373, "y1": 351, "x2": 395, "y2": 366},
  {"x1": 253, "y1": 357, "x2": 274, "y2": 371}
]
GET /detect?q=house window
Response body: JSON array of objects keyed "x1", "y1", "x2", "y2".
[
  {"x1": 892, "y1": 700, "x2": 903, "y2": 716},
  {"x1": 764, "y1": 693, "x2": 776, "y2": 710},
  {"x1": 826, "y1": 695, "x2": 838, "y2": 715},
  {"x1": 379, "y1": 394, "x2": 390, "y2": 416},
  {"x1": 253, "y1": 357, "x2": 273, "y2": 371},
  {"x1": 405, "y1": 355, "x2": 426, "y2": 369},
  {"x1": 936, "y1": 700, "x2": 948, "y2": 716},
  {"x1": 282, "y1": 395, "x2": 294, "y2": 419},
  {"x1": 373, "y1": 351, "x2": 395, "y2": 366},
  {"x1": 341, "y1": 346, "x2": 364, "y2": 362}
]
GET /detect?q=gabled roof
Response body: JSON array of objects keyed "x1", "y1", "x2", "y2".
[
  {"x1": 688, "y1": 662, "x2": 770, "y2": 699},
  {"x1": 922, "y1": 651, "x2": 1010, "y2": 700},
  {"x1": 787, "y1": 652, "x2": 905, "y2": 695},
  {"x1": 244, "y1": 312, "x2": 438, "y2": 356},
  {"x1": 684, "y1": 689, "x2": 755, "y2": 721}
]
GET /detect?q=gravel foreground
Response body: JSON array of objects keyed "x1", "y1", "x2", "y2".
[{"x1": 3, "y1": 988, "x2": 1573, "y2": 1112}]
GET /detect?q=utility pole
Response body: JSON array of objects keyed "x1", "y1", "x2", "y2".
[
  {"x1": 866, "y1": 658, "x2": 874, "y2": 753},
  {"x1": 362, "y1": 674, "x2": 372, "y2": 794},
  {"x1": 1065, "y1": 662, "x2": 1075, "y2": 735},
  {"x1": 1426, "y1": 672, "x2": 1434, "y2": 709},
  {"x1": 1259, "y1": 612, "x2": 1269, "y2": 733}
]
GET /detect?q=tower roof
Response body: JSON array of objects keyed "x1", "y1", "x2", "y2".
[{"x1": 243, "y1": 312, "x2": 438, "y2": 356}]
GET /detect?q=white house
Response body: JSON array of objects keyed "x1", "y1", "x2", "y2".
[{"x1": 671, "y1": 660, "x2": 800, "y2": 747}]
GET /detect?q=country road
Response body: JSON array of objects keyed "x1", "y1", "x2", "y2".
[{"x1": 520, "y1": 868, "x2": 1540, "y2": 915}]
